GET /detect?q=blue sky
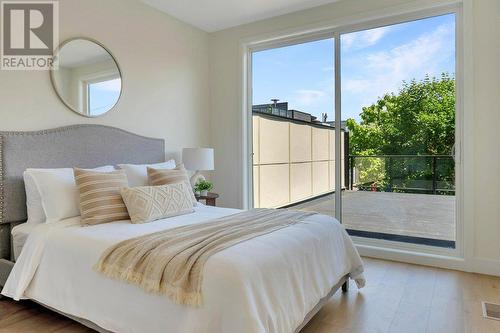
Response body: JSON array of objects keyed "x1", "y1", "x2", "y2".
[{"x1": 252, "y1": 14, "x2": 455, "y2": 122}]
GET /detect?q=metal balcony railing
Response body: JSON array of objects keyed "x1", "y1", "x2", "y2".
[{"x1": 348, "y1": 155, "x2": 455, "y2": 195}]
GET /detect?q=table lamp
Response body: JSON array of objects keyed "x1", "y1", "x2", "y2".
[{"x1": 182, "y1": 148, "x2": 214, "y2": 187}]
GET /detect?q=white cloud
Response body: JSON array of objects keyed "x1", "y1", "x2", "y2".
[
  {"x1": 343, "y1": 79, "x2": 371, "y2": 93},
  {"x1": 294, "y1": 89, "x2": 325, "y2": 106},
  {"x1": 367, "y1": 24, "x2": 451, "y2": 71},
  {"x1": 342, "y1": 26, "x2": 391, "y2": 50},
  {"x1": 344, "y1": 22, "x2": 454, "y2": 109}
]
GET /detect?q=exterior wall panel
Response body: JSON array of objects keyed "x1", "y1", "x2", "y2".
[
  {"x1": 259, "y1": 117, "x2": 289, "y2": 164},
  {"x1": 313, "y1": 161, "x2": 329, "y2": 195},
  {"x1": 312, "y1": 127, "x2": 329, "y2": 161},
  {"x1": 259, "y1": 164, "x2": 290, "y2": 208},
  {"x1": 290, "y1": 123, "x2": 312, "y2": 163},
  {"x1": 291, "y1": 163, "x2": 312, "y2": 202},
  {"x1": 253, "y1": 115, "x2": 344, "y2": 208},
  {"x1": 252, "y1": 116, "x2": 260, "y2": 165}
]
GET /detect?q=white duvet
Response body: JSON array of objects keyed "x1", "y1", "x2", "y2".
[{"x1": 2, "y1": 205, "x2": 365, "y2": 333}]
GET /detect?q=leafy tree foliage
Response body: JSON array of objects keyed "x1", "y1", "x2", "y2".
[
  {"x1": 347, "y1": 73, "x2": 455, "y2": 156},
  {"x1": 346, "y1": 74, "x2": 455, "y2": 193}
]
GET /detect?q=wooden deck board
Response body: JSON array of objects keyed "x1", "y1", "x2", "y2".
[{"x1": 291, "y1": 191, "x2": 455, "y2": 241}]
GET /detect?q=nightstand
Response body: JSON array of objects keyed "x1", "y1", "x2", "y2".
[{"x1": 195, "y1": 192, "x2": 219, "y2": 206}]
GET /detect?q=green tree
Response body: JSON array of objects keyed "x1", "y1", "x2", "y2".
[
  {"x1": 347, "y1": 74, "x2": 455, "y2": 192},
  {"x1": 347, "y1": 73, "x2": 455, "y2": 156}
]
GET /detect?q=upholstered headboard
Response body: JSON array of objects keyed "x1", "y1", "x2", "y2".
[{"x1": 0, "y1": 124, "x2": 165, "y2": 259}]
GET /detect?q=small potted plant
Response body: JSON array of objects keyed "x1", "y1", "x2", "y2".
[{"x1": 194, "y1": 180, "x2": 213, "y2": 196}]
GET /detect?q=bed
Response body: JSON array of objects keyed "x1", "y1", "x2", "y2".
[
  {"x1": 11, "y1": 222, "x2": 38, "y2": 260},
  {"x1": 0, "y1": 125, "x2": 365, "y2": 333}
]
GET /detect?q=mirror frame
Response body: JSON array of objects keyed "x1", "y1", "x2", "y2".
[{"x1": 50, "y1": 37, "x2": 123, "y2": 118}]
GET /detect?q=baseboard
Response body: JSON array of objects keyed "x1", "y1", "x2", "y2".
[
  {"x1": 470, "y1": 257, "x2": 500, "y2": 277},
  {"x1": 357, "y1": 244, "x2": 500, "y2": 277},
  {"x1": 357, "y1": 244, "x2": 467, "y2": 272}
]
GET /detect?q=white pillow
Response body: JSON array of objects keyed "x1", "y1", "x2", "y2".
[
  {"x1": 117, "y1": 160, "x2": 176, "y2": 187},
  {"x1": 25, "y1": 165, "x2": 114, "y2": 223},
  {"x1": 23, "y1": 172, "x2": 46, "y2": 224}
]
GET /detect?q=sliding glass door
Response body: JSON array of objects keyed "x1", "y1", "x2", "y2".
[
  {"x1": 340, "y1": 14, "x2": 457, "y2": 248},
  {"x1": 251, "y1": 38, "x2": 336, "y2": 216},
  {"x1": 249, "y1": 10, "x2": 459, "y2": 251}
]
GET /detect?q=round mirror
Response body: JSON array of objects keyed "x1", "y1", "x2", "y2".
[{"x1": 51, "y1": 38, "x2": 122, "y2": 117}]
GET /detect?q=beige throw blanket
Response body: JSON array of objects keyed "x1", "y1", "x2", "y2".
[{"x1": 94, "y1": 208, "x2": 315, "y2": 306}]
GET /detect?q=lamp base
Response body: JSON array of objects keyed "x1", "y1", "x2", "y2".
[{"x1": 190, "y1": 170, "x2": 206, "y2": 188}]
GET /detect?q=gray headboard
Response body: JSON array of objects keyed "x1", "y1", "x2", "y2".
[{"x1": 0, "y1": 124, "x2": 165, "y2": 259}]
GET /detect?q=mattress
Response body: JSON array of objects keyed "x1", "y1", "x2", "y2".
[
  {"x1": 11, "y1": 223, "x2": 39, "y2": 260},
  {"x1": 2, "y1": 205, "x2": 365, "y2": 333}
]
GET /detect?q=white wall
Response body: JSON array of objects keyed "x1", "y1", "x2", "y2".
[
  {"x1": 0, "y1": 0, "x2": 210, "y2": 161},
  {"x1": 209, "y1": 0, "x2": 500, "y2": 275},
  {"x1": 469, "y1": 0, "x2": 500, "y2": 270}
]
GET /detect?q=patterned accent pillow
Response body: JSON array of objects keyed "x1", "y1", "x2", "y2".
[
  {"x1": 147, "y1": 164, "x2": 197, "y2": 206},
  {"x1": 121, "y1": 183, "x2": 195, "y2": 224},
  {"x1": 74, "y1": 168, "x2": 130, "y2": 226}
]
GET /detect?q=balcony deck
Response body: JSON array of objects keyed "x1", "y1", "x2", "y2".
[{"x1": 290, "y1": 191, "x2": 455, "y2": 241}]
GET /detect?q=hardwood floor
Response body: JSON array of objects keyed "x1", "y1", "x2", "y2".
[{"x1": 1, "y1": 257, "x2": 500, "y2": 332}]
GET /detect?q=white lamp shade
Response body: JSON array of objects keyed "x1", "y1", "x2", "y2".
[{"x1": 182, "y1": 148, "x2": 214, "y2": 171}]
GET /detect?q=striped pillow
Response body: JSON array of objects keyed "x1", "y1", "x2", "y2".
[
  {"x1": 74, "y1": 168, "x2": 130, "y2": 226},
  {"x1": 147, "y1": 164, "x2": 197, "y2": 206}
]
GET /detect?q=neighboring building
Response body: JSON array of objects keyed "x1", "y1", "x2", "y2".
[
  {"x1": 252, "y1": 101, "x2": 328, "y2": 126},
  {"x1": 290, "y1": 110, "x2": 313, "y2": 122},
  {"x1": 325, "y1": 120, "x2": 348, "y2": 130},
  {"x1": 252, "y1": 102, "x2": 292, "y2": 119},
  {"x1": 252, "y1": 101, "x2": 349, "y2": 209}
]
